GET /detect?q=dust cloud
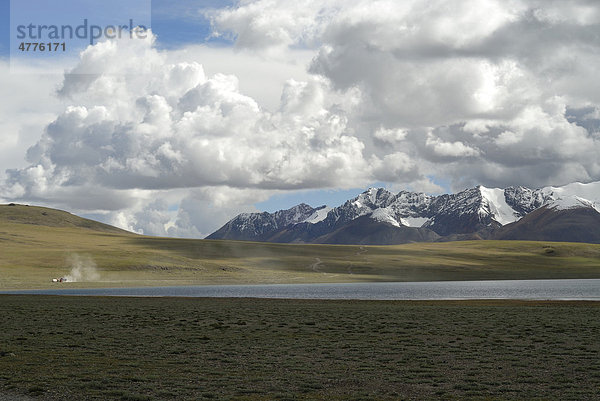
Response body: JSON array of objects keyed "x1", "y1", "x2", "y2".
[{"x1": 64, "y1": 254, "x2": 100, "y2": 282}]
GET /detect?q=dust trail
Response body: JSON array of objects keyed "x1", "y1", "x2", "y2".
[{"x1": 64, "y1": 254, "x2": 100, "y2": 282}]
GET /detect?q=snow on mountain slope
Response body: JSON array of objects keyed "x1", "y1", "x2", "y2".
[
  {"x1": 342, "y1": 185, "x2": 529, "y2": 231},
  {"x1": 479, "y1": 186, "x2": 520, "y2": 225},
  {"x1": 352, "y1": 188, "x2": 396, "y2": 209},
  {"x1": 340, "y1": 188, "x2": 396, "y2": 222},
  {"x1": 391, "y1": 191, "x2": 433, "y2": 217},
  {"x1": 547, "y1": 195, "x2": 599, "y2": 212},
  {"x1": 478, "y1": 182, "x2": 599, "y2": 226},
  {"x1": 205, "y1": 203, "x2": 319, "y2": 240},
  {"x1": 274, "y1": 203, "x2": 317, "y2": 226},
  {"x1": 354, "y1": 189, "x2": 433, "y2": 227},
  {"x1": 401, "y1": 217, "x2": 429, "y2": 227},
  {"x1": 371, "y1": 208, "x2": 401, "y2": 227},
  {"x1": 541, "y1": 181, "x2": 600, "y2": 204},
  {"x1": 303, "y1": 206, "x2": 332, "y2": 224},
  {"x1": 312, "y1": 188, "x2": 434, "y2": 229}
]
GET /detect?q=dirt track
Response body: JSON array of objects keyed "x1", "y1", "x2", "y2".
[{"x1": 309, "y1": 257, "x2": 323, "y2": 272}]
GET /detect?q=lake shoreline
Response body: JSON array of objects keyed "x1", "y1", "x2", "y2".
[
  {"x1": 2, "y1": 294, "x2": 600, "y2": 305},
  {"x1": 2, "y1": 278, "x2": 600, "y2": 300}
]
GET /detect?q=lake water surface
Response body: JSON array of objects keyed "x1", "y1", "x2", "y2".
[{"x1": 2, "y1": 279, "x2": 600, "y2": 300}]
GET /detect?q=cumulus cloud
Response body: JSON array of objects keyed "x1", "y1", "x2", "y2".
[
  {"x1": 3, "y1": 31, "x2": 376, "y2": 197},
  {"x1": 373, "y1": 127, "x2": 408, "y2": 144},
  {"x1": 212, "y1": 0, "x2": 600, "y2": 189},
  {"x1": 209, "y1": 0, "x2": 337, "y2": 51},
  {"x1": 426, "y1": 134, "x2": 481, "y2": 158},
  {"x1": 494, "y1": 131, "x2": 523, "y2": 147}
]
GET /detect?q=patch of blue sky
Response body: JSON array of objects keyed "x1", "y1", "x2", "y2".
[
  {"x1": 1, "y1": 0, "x2": 234, "y2": 59},
  {"x1": 10, "y1": 0, "x2": 151, "y2": 42},
  {"x1": 151, "y1": 0, "x2": 234, "y2": 49},
  {"x1": 8, "y1": 0, "x2": 151, "y2": 69},
  {"x1": 256, "y1": 187, "x2": 367, "y2": 212},
  {"x1": 0, "y1": 0, "x2": 9, "y2": 58},
  {"x1": 427, "y1": 175, "x2": 451, "y2": 193}
]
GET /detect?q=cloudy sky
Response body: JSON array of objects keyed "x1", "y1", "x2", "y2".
[{"x1": 1, "y1": 0, "x2": 600, "y2": 237}]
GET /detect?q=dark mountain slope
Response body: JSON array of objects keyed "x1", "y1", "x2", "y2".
[
  {"x1": 495, "y1": 206, "x2": 600, "y2": 243},
  {"x1": 314, "y1": 216, "x2": 440, "y2": 245}
]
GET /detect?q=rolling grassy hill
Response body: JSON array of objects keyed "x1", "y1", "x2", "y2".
[
  {"x1": 1, "y1": 203, "x2": 600, "y2": 289},
  {"x1": 0, "y1": 203, "x2": 128, "y2": 233}
]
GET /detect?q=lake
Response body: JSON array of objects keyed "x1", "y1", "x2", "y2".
[{"x1": 2, "y1": 279, "x2": 600, "y2": 300}]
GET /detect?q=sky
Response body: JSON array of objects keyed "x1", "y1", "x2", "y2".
[
  {"x1": 1, "y1": 0, "x2": 600, "y2": 238},
  {"x1": 0, "y1": 1, "x2": 7, "y2": 56}
]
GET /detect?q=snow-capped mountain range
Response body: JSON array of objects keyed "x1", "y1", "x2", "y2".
[{"x1": 207, "y1": 182, "x2": 600, "y2": 244}]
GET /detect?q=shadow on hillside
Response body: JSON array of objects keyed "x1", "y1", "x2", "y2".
[{"x1": 126, "y1": 236, "x2": 309, "y2": 261}]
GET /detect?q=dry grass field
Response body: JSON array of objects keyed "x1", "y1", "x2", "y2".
[{"x1": 1, "y1": 204, "x2": 600, "y2": 289}]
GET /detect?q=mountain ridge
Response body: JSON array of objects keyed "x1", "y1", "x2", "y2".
[{"x1": 207, "y1": 181, "x2": 600, "y2": 244}]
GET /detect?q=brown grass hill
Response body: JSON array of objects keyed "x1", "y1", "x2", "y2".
[{"x1": 0, "y1": 203, "x2": 129, "y2": 234}]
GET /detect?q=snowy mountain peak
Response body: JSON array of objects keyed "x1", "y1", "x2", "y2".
[
  {"x1": 207, "y1": 180, "x2": 600, "y2": 243},
  {"x1": 273, "y1": 203, "x2": 317, "y2": 226},
  {"x1": 547, "y1": 195, "x2": 599, "y2": 212},
  {"x1": 354, "y1": 187, "x2": 396, "y2": 208}
]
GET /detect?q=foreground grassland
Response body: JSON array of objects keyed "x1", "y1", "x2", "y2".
[
  {"x1": 1, "y1": 204, "x2": 600, "y2": 289},
  {"x1": 1, "y1": 296, "x2": 599, "y2": 400}
]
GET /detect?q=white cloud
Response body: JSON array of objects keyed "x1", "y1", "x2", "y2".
[
  {"x1": 4, "y1": 32, "x2": 376, "y2": 197},
  {"x1": 494, "y1": 131, "x2": 522, "y2": 146},
  {"x1": 371, "y1": 152, "x2": 419, "y2": 182},
  {"x1": 167, "y1": 45, "x2": 314, "y2": 111},
  {"x1": 0, "y1": 62, "x2": 63, "y2": 186},
  {"x1": 426, "y1": 134, "x2": 480, "y2": 158},
  {"x1": 209, "y1": 0, "x2": 336, "y2": 51},
  {"x1": 373, "y1": 127, "x2": 408, "y2": 144},
  {"x1": 212, "y1": 0, "x2": 600, "y2": 187}
]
